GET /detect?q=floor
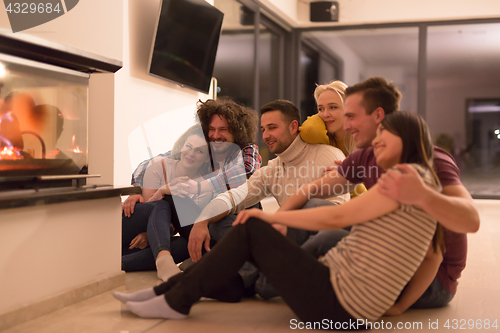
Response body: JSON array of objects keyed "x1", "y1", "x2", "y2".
[{"x1": 4, "y1": 199, "x2": 499, "y2": 332}]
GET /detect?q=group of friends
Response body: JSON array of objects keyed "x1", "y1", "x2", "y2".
[{"x1": 113, "y1": 76, "x2": 480, "y2": 329}]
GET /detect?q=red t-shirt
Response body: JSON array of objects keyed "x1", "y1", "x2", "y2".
[{"x1": 338, "y1": 146, "x2": 467, "y2": 294}]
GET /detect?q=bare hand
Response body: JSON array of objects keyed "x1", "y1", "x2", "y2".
[
  {"x1": 122, "y1": 194, "x2": 144, "y2": 217},
  {"x1": 377, "y1": 164, "x2": 427, "y2": 206},
  {"x1": 232, "y1": 208, "x2": 274, "y2": 226},
  {"x1": 129, "y1": 232, "x2": 149, "y2": 249},
  {"x1": 147, "y1": 188, "x2": 167, "y2": 202},
  {"x1": 188, "y1": 221, "x2": 211, "y2": 262},
  {"x1": 323, "y1": 160, "x2": 342, "y2": 176},
  {"x1": 170, "y1": 178, "x2": 198, "y2": 196},
  {"x1": 169, "y1": 176, "x2": 190, "y2": 186}
]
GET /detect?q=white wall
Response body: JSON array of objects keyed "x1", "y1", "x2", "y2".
[
  {"x1": 0, "y1": 1, "x2": 122, "y2": 60},
  {"x1": 0, "y1": 198, "x2": 122, "y2": 315},
  {"x1": 113, "y1": 0, "x2": 212, "y2": 187},
  {"x1": 260, "y1": 0, "x2": 298, "y2": 22}
]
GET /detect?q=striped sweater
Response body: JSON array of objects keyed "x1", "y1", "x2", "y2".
[{"x1": 321, "y1": 164, "x2": 440, "y2": 320}]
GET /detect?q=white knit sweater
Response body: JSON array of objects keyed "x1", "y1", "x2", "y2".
[{"x1": 197, "y1": 135, "x2": 349, "y2": 220}]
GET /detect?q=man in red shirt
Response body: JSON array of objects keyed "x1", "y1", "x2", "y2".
[{"x1": 279, "y1": 77, "x2": 479, "y2": 314}]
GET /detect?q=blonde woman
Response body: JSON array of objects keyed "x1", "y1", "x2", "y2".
[
  {"x1": 253, "y1": 81, "x2": 366, "y2": 300},
  {"x1": 300, "y1": 80, "x2": 365, "y2": 197},
  {"x1": 300, "y1": 80, "x2": 356, "y2": 156}
]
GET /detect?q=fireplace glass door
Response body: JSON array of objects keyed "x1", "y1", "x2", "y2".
[{"x1": 0, "y1": 53, "x2": 89, "y2": 183}]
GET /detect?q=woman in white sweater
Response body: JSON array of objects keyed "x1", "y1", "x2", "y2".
[{"x1": 115, "y1": 112, "x2": 443, "y2": 327}]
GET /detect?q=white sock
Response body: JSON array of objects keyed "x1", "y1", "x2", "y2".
[
  {"x1": 156, "y1": 254, "x2": 182, "y2": 282},
  {"x1": 126, "y1": 295, "x2": 187, "y2": 319},
  {"x1": 113, "y1": 288, "x2": 156, "y2": 304}
]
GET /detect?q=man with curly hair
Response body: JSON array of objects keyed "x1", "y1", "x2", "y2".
[
  {"x1": 125, "y1": 98, "x2": 261, "y2": 209},
  {"x1": 122, "y1": 98, "x2": 262, "y2": 280}
]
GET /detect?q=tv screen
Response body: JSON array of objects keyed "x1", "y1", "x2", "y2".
[{"x1": 149, "y1": 0, "x2": 224, "y2": 94}]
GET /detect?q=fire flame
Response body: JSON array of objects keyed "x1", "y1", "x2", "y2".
[
  {"x1": 67, "y1": 135, "x2": 83, "y2": 154},
  {"x1": 0, "y1": 146, "x2": 23, "y2": 160},
  {"x1": 70, "y1": 146, "x2": 83, "y2": 154},
  {"x1": 47, "y1": 149, "x2": 61, "y2": 159}
]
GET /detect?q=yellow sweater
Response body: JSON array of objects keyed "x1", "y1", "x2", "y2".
[
  {"x1": 299, "y1": 114, "x2": 367, "y2": 198},
  {"x1": 299, "y1": 114, "x2": 329, "y2": 145}
]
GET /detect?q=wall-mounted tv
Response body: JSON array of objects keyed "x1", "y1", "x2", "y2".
[{"x1": 149, "y1": 0, "x2": 224, "y2": 94}]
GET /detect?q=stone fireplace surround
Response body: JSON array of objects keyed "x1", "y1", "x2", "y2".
[{"x1": 0, "y1": 31, "x2": 139, "y2": 330}]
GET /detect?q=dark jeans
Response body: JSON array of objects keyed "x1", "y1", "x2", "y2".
[
  {"x1": 154, "y1": 219, "x2": 357, "y2": 327},
  {"x1": 121, "y1": 196, "x2": 201, "y2": 272},
  {"x1": 302, "y1": 229, "x2": 350, "y2": 258},
  {"x1": 409, "y1": 278, "x2": 455, "y2": 309}
]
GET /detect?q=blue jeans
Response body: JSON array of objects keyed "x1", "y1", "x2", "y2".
[
  {"x1": 122, "y1": 237, "x2": 190, "y2": 272},
  {"x1": 208, "y1": 213, "x2": 238, "y2": 243},
  {"x1": 301, "y1": 228, "x2": 350, "y2": 258},
  {"x1": 408, "y1": 278, "x2": 454, "y2": 309}
]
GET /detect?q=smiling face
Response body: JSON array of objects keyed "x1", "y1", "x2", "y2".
[
  {"x1": 343, "y1": 92, "x2": 383, "y2": 148},
  {"x1": 316, "y1": 89, "x2": 345, "y2": 136},
  {"x1": 208, "y1": 114, "x2": 234, "y2": 157},
  {"x1": 372, "y1": 124, "x2": 403, "y2": 170},
  {"x1": 180, "y1": 135, "x2": 210, "y2": 171},
  {"x1": 260, "y1": 110, "x2": 297, "y2": 154}
]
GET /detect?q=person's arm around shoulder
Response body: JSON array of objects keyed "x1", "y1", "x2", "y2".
[
  {"x1": 235, "y1": 182, "x2": 399, "y2": 231},
  {"x1": 377, "y1": 164, "x2": 479, "y2": 233},
  {"x1": 278, "y1": 168, "x2": 350, "y2": 212},
  {"x1": 279, "y1": 145, "x2": 361, "y2": 211}
]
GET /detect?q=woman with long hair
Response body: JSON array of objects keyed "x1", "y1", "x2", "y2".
[
  {"x1": 300, "y1": 80, "x2": 356, "y2": 156},
  {"x1": 300, "y1": 80, "x2": 365, "y2": 197},
  {"x1": 114, "y1": 112, "x2": 444, "y2": 327},
  {"x1": 121, "y1": 125, "x2": 213, "y2": 281}
]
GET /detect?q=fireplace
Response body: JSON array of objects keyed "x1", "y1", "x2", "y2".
[
  {"x1": 0, "y1": 32, "x2": 121, "y2": 192},
  {"x1": 0, "y1": 32, "x2": 141, "y2": 331},
  {"x1": 0, "y1": 54, "x2": 89, "y2": 189}
]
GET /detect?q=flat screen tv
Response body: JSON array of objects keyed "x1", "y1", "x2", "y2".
[{"x1": 149, "y1": 0, "x2": 224, "y2": 94}]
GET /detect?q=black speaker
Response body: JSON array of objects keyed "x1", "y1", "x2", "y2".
[
  {"x1": 240, "y1": 6, "x2": 255, "y2": 26},
  {"x1": 310, "y1": 1, "x2": 339, "y2": 22}
]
